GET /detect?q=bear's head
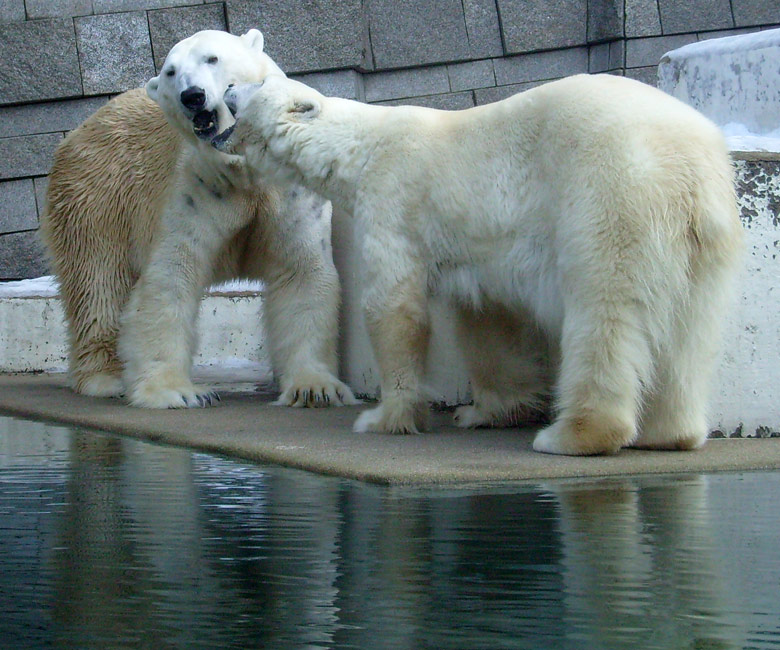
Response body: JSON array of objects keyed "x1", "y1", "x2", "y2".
[
  {"x1": 146, "y1": 29, "x2": 285, "y2": 142},
  {"x1": 211, "y1": 76, "x2": 322, "y2": 183}
]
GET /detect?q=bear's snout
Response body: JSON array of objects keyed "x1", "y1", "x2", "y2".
[{"x1": 180, "y1": 86, "x2": 206, "y2": 110}]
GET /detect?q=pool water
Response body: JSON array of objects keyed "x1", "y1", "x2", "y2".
[{"x1": 1, "y1": 415, "x2": 779, "y2": 649}]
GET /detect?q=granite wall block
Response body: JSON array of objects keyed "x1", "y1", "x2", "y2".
[
  {"x1": 625, "y1": 32, "x2": 697, "y2": 68},
  {"x1": 1, "y1": 97, "x2": 108, "y2": 138},
  {"x1": 588, "y1": 0, "x2": 624, "y2": 42},
  {"x1": 0, "y1": 180, "x2": 38, "y2": 233},
  {"x1": 0, "y1": 19, "x2": 82, "y2": 105},
  {"x1": 226, "y1": 0, "x2": 367, "y2": 73},
  {"x1": 447, "y1": 59, "x2": 495, "y2": 92},
  {"x1": 625, "y1": 0, "x2": 662, "y2": 38},
  {"x1": 463, "y1": 0, "x2": 503, "y2": 58},
  {"x1": 0, "y1": 231, "x2": 48, "y2": 280},
  {"x1": 733, "y1": 0, "x2": 780, "y2": 28},
  {"x1": 0, "y1": 134, "x2": 63, "y2": 180},
  {"x1": 0, "y1": 0, "x2": 25, "y2": 23},
  {"x1": 290, "y1": 70, "x2": 365, "y2": 101},
  {"x1": 364, "y1": 66, "x2": 450, "y2": 103},
  {"x1": 93, "y1": 0, "x2": 201, "y2": 12},
  {"x1": 368, "y1": 0, "x2": 471, "y2": 69},
  {"x1": 148, "y1": 3, "x2": 227, "y2": 71},
  {"x1": 25, "y1": 0, "x2": 92, "y2": 19},
  {"x1": 658, "y1": 0, "x2": 733, "y2": 34},
  {"x1": 493, "y1": 47, "x2": 588, "y2": 86},
  {"x1": 497, "y1": 0, "x2": 588, "y2": 54},
  {"x1": 75, "y1": 11, "x2": 156, "y2": 95},
  {"x1": 376, "y1": 91, "x2": 475, "y2": 110}
]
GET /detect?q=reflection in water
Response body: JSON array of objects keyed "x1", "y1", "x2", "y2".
[{"x1": 1, "y1": 415, "x2": 779, "y2": 649}]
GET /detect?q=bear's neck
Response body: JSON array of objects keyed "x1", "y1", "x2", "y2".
[{"x1": 283, "y1": 99, "x2": 395, "y2": 213}]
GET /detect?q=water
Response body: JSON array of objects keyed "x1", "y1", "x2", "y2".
[{"x1": 1, "y1": 415, "x2": 779, "y2": 649}]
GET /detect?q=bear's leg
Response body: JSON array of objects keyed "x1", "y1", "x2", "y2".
[
  {"x1": 53, "y1": 245, "x2": 129, "y2": 398},
  {"x1": 452, "y1": 302, "x2": 552, "y2": 428},
  {"x1": 65, "y1": 287, "x2": 126, "y2": 398},
  {"x1": 533, "y1": 299, "x2": 650, "y2": 455},
  {"x1": 353, "y1": 240, "x2": 430, "y2": 434},
  {"x1": 248, "y1": 190, "x2": 357, "y2": 407},
  {"x1": 118, "y1": 176, "x2": 243, "y2": 408},
  {"x1": 633, "y1": 263, "x2": 735, "y2": 450}
]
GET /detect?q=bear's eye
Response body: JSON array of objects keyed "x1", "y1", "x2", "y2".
[
  {"x1": 165, "y1": 67, "x2": 175, "y2": 77},
  {"x1": 206, "y1": 55, "x2": 219, "y2": 65}
]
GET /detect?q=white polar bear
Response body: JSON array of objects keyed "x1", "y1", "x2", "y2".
[
  {"x1": 214, "y1": 74, "x2": 743, "y2": 455},
  {"x1": 41, "y1": 30, "x2": 356, "y2": 409}
]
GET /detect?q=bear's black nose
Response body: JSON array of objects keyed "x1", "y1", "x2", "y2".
[{"x1": 180, "y1": 86, "x2": 206, "y2": 110}]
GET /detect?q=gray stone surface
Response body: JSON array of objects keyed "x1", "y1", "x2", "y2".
[
  {"x1": 734, "y1": 1, "x2": 780, "y2": 28},
  {"x1": 609, "y1": 39, "x2": 626, "y2": 68},
  {"x1": 493, "y1": 47, "x2": 588, "y2": 86},
  {"x1": 0, "y1": 231, "x2": 48, "y2": 280},
  {"x1": 33, "y1": 177, "x2": 49, "y2": 218},
  {"x1": 290, "y1": 70, "x2": 365, "y2": 101},
  {"x1": 497, "y1": 0, "x2": 587, "y2": 54},
  {"x1": 226, "y1": 0, "x2": 367, "y2": 74},
  {"x1": 0, "y1": 0, "x2": 24, "y2": 23},
  {"x1": 658, "y1": 0, "x2": 733, "y2": 34},
  {"x1": 625, "y1": 33, "x2": 696, "y2": 68},
  {"x1": 0, "y1": 19, "x2": 82, "y2": 105},
  {"x1": 368, "y1": 0, "x2": 471, "y2": 69},
  {"x1": 0, "y1": 134, "x2": 63, "y2": 180},
  {"x1": 589, "y1": 43, "x2": 611, "y2": 73},
  {"x1": 93, "y1": 0, "x2": 200, "y2": 12},
  {"x1": 375, "y1": 91, "x2": 475, "y2": 110},
  {"x1": 0, "y1": 179, "x2": 38, "y2": 233},
  {"x1": 463, "y1": 0, "x2": 503, "y2": 58},
  {"x1": 25, "y1": 0, "x2": 92, "y2": 19},
  {"x1": 588, "y1": 0, "x2": 624, "y2": 42},
  {"x1": 447, "y1": 59, "x2": 495, "y2": 92},
  {"x1": 76, "y1": 11, "x2": 156, "y2": 95},
  {"x1": 2, "y1": 96, "x2": 108, "y2": 138},
  {"x1": 625, "y1": 0, "x2": 662, "y2": 38},
  {"x1": 474, "y1": 79, "x2": 548, "y2": 105},
  {"x1": 148, "y1": 3, "x2": 226, "y2": 71},
  {"x1": 624, "y1": 65, "x2": 658, "y2": 86},
  {"x1": 364, "y1": 66, "x2": 450, "y2": 103}
]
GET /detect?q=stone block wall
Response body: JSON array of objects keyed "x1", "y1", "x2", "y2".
[{"x1": 1, "y1": 0, "x2": 778, "y2": 279}]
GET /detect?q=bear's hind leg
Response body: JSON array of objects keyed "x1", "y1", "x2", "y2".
[
  {"x1": 533, "y1": 300, "x2": 651, "y2": 455},
  {"x1": 633, "y1": 260, "x2": 737, "y2": 450},
  {"x1": 452, "y1": 302, "x2": 552, "y2": 428},
  {"x1": 56, "y1": 254, "x2": 129, "y2": 398}
]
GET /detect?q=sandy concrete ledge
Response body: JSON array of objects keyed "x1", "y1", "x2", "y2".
[{"x1": 2, "y1": 373, "x2": 780, "y2": 486}]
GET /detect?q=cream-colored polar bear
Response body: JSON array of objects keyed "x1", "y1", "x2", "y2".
[
  {"x1": 215, "y1": 74, "x2": 744, "y2": 455},
  {"x1": 41, "y1": 30, "x2": 356, "y2": 409}
]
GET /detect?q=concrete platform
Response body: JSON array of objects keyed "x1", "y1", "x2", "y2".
[{"x1": 2, "y1": 373, "x2": 779, "y2": 486}]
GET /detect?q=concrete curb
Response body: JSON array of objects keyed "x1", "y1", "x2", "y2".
[{"x1": 2, "y1": 373, "x2": 780, "y2": 486}]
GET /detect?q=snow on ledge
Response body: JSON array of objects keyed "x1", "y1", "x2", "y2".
[{"x1": 0, "y1": 276, "x2": 264, "y2": 299}]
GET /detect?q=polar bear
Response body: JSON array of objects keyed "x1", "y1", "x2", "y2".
[
  {"x1": 40, "y1": 30, "x2": 356, "y2": 409},
  {"x1": 213, "y1": 74, "x2": 744, "y2": 454}
]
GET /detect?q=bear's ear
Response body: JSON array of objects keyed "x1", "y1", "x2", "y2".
[
  {"x1": 241, "y1": 29, "x2": 265, "y2": 53},
  {"x1": 289, "y1": 98, "x2": 321, "y2": 119},
  {"x1": 146, "y1": 76, "x2": 160, "y2": 101}
]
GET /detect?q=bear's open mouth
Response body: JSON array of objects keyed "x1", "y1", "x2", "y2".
[{"x1": 192, "y1": 109, "x2": 218, "y2": 140}]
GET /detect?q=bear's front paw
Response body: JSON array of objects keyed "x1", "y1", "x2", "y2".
[
  {"x1": 273, "y1": 370, "x2": 359, "y2": 408},
  {"x1": 127, "y1": 377, "x2": 220, "y2": 409}
]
